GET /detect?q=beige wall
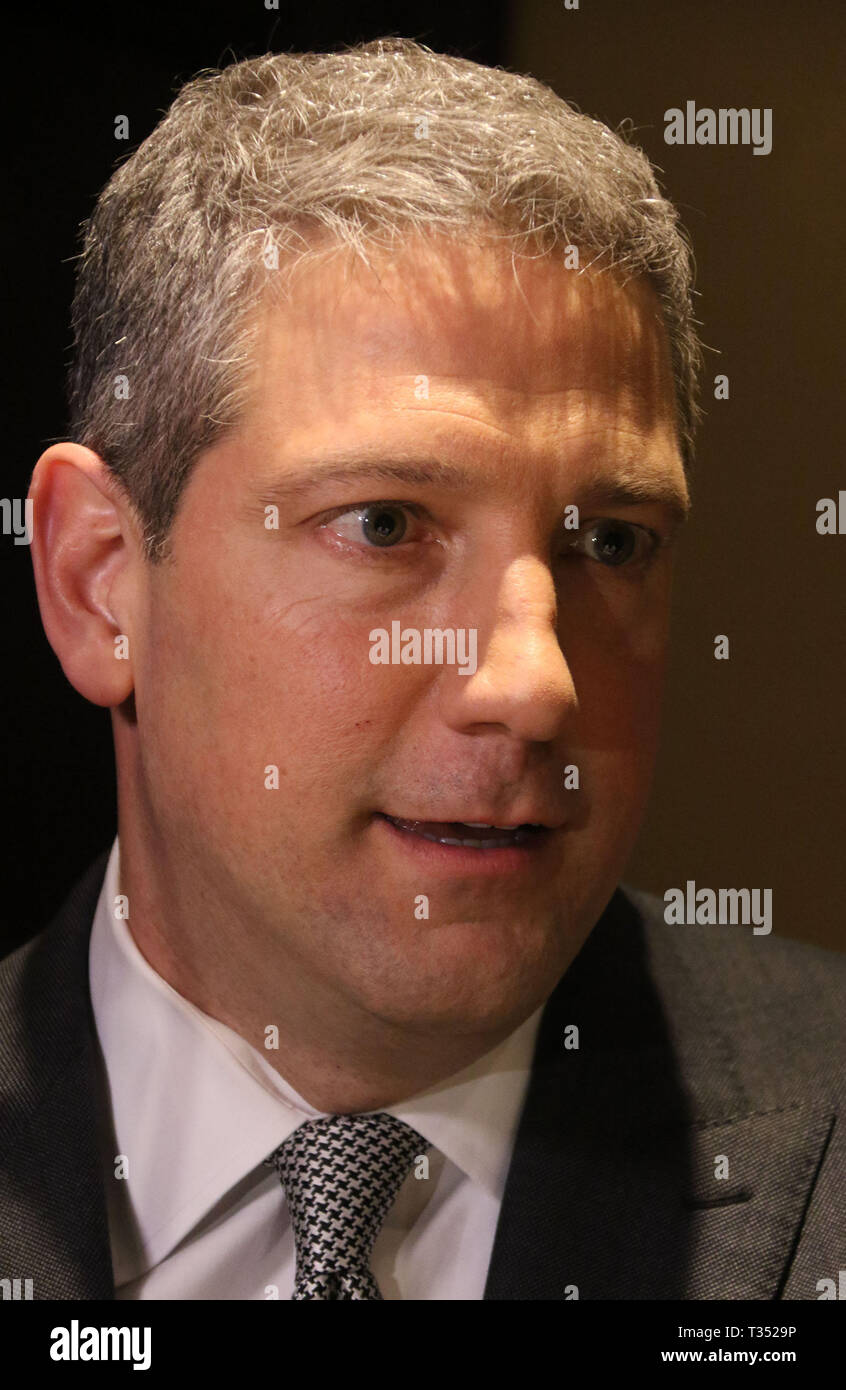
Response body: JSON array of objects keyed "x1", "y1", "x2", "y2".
[{"x1": 507, "y1": 0, "x2": 844, "y2": 950}]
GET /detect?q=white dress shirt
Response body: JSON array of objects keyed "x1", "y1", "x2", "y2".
[{"x1": 88, "y1": 837, "x2": 544, "y2": 1299}]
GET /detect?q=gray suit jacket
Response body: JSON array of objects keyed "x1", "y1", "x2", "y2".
[{"x1": 0, "y1": 851, "x2": 843, "y2": 1299}]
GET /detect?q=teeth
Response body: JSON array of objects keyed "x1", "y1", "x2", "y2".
[
  {"x1": 382, "y1": 815, "x2": 546, "y2": 850},
  {"x1": 421, "y1": 832, "x2": 520, "y2": 849}
]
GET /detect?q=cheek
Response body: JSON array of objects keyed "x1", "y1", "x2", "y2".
[
  {"x1": 151, "y1": 583, "x2": 421, "y2": 806},
  {"x1": 562, "y1": 608, "x2": 668, "y2": 859},
  {"x1": 566, "y1": 609, "x2": 669, "y2": 757}
]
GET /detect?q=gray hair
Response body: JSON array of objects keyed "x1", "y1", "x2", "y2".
[{"x1": 66, "y1": 36, "x2": 703, "y2": 562}]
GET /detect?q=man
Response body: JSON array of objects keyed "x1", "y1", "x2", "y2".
[{"x1": 1, "y1": 37, "x2": 842, "y2": 1301}]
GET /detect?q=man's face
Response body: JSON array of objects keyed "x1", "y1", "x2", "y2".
[{"x1": 127, "y1": 234, "x2": 688, "y2": 1037}]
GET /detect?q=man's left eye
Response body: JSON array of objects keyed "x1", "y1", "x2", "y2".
[
  {"x1": 322, "y1": 503, "x2": 423, "y2": 549},
  {"x1": 568, "y1": 519, "x2": 659, "y2": 568}
]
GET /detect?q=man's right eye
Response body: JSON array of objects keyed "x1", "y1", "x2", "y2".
[{"x1": 317, "y1": 502, "x2": 428, "y2": 551}]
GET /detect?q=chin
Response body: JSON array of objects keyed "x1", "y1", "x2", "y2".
[
  {"x1": 356, "y1": 932, "x2": 557, "y2": 1033},
  {"x1": 370, "y1": 992, "x2": 529, "y2": 1037}
]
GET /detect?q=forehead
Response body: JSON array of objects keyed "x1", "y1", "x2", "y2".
[{"x1": 242, "y1": 232, "x2": 680, "y2": 459}]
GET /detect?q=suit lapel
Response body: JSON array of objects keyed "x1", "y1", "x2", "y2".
[
  {"x1": 484, "y1": 889, "x2": 835, "y2": 1299},
  {"x1": 0, "y1": 851, "x2": 115, "y2": 1299},
  {"x1": 3, "y1": 861, "x2": 833, "y2": 1301}
]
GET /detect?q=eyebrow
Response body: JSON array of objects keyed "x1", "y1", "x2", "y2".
[
  {"x1": 578, "y1": 472, "x2": 691, "y2": 525},
  {"x1": 253, "y1": 454, "x2": 690, "y2": 525},
  {"x1": 255, "y1": 455, "x2": 477, "y2": 505}
]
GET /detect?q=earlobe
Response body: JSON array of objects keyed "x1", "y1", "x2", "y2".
[{"x1": 28, "y1": 442, "x2": 138, "y2": 709}]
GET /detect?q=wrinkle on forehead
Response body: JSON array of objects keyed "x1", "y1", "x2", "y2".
[{"x1": 244, "y1": 230, "x2": 679, "y2": 452}]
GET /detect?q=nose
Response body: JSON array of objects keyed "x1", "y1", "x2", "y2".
[{"x1": 441, "y1": 555, "x2": 577, "y2": 742}]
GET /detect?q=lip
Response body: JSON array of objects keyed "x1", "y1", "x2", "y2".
[
  {"x1": 373, "y1": 812, "x2": 563, "y2": 876},
  {"x1": 379, "y1": 809, "x2": 565, "y2": 832}
]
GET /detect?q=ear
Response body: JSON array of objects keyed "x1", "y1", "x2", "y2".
[{"x1": 28, "y1": 443, "x2": 141, "y2": 707}]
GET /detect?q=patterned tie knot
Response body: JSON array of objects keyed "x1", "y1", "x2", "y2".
[{"x1": 264, "y1": 1111, "x2": 431, "y2": 1299}]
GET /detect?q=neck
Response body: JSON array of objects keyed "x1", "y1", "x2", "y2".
[{"x1": 115, "y1": 824, "x2": 523, "y2": 1114}]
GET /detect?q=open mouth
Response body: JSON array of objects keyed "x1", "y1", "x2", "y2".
[{"x1": 378, "y1": 814, "x2": 548, "y2": 850}]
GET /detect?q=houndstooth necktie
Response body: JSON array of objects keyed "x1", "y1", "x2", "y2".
[{"x1": 264, "y1": 1111, "x2": 431, "y2": 1299}]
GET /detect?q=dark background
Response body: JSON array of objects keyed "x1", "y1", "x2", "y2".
[{"x1": 3, "y1": 0, "x2": 843, "y2": 955}]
